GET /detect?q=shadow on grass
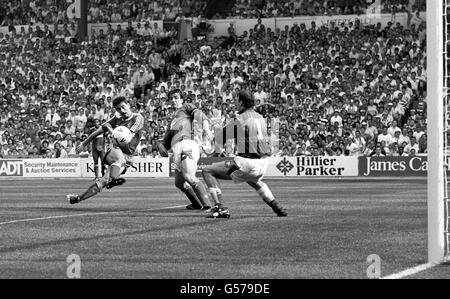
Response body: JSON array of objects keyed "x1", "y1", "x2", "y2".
[{"x1": 0, "y1": 214, "x2": 275, "y2": 254}]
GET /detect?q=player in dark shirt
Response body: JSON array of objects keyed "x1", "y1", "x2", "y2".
[
  {"x1": 88, "y1": 118, "x2": 106, "y2": 180},
  {"x1": 158, "y1": 91, "x2": 212, "y2": 210},
  {"x1": 202, "y1": 91, "x2": 287, "y2": 218},
  {"x1": 67, "y1": 97, "x2": 144, "y2": 204}
]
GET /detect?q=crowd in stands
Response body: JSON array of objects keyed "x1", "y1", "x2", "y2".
[
  {"x1": 0, "y1": 0, "x2": 426, "y2": 26},
  {"x1": 214, "y1": 0, "x2": 426, "y2": 19},
  {"x1": 0, "y1": 1, "x2": 427, "y2": 159},
  {"x1": 87, "y1": 0, "x2": 208, "y2": 23},
  {"x1": 0, "y1": 0, "x2": 208, "y2": 26}
]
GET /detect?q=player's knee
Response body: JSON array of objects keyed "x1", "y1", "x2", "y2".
[
  {"x1": 184, "y1": 176, "x2": 199, "y2": 186},
  {"x1": 95, "y1": 177, "x2": 109, "y2": 192},
  {"x1": 175, "y1": 181, "x2": 190, "y2": 191},
  {"x1": 209, "y1": 186, "x2": 222, "y2": 195},
  {"x1": 109, "y1": 163, "x2": 124, "y2": 179},
  {"x1": 182, "y1": 173, "x2": 198, "y2": 186},
  {"x1": 105, "y1": 149, "x2": 125, "y2": 165},
  {"x1": 225, "y1": 160, "x2": 240, "y2": 175}
]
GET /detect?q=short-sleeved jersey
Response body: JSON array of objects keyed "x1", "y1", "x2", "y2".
[
  {"x1": 106, "y1": 113, "x2": 144, "y2": 155},
  {"x1": 224, "y1": 108, "x2": 271, "y2": 159},
  {"x1": 162, "y1": 103, "x2": 198, "y2": 150}
]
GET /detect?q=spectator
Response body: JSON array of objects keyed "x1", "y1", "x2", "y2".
[
  {"x1": 254, "y1": 18, "x2": 266, "y2": 37},
  {"x1": 53, "y1": 142, "x2": 68, "y2": 158},
  {"x1": 404, "y1": 136, "x2": 419, "y2": 154},
  {"x1": 45, "y1": 106, "x2": 61, "y2": 127},
  {"x1": 0, "y1": 5, "x2": 427, "y2": 159},
  {"x1": 148, "y1": 49, "x2": 164, "y2": 83},
  {"x1": 132, "y1": 66, "x2": 155, "y2": 99}
]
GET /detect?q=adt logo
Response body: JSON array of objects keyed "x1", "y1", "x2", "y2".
[
  {"x1": 0, "y1": 160, "x2": 23, "y2": 176},
  {"x1": 276, "y1": 158, "x2": 294, "y2": 176}
]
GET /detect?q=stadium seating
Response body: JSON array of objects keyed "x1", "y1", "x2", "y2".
[
  {"x1": 0, "y1": 0, "x2": 426, "y2": 25},
  {"x1": 0, "y1": 1, "x2": 427, "y2": 159}
]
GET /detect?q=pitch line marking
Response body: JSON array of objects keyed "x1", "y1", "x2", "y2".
[
  {"x1": 381, "y1": 263, "x2": 436, "y2": 279},
  {"x1": 0, "y1": 199, "x2": 255, "y2": 226},
  {"x1": 0, "y1": 205, "x2": 188, "y2": 226}
]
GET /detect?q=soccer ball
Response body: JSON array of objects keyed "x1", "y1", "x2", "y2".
[{"x1": 112, "y1": 126, "x2": 133, "y2": 147}]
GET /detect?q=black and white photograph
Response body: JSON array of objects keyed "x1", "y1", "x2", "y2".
[{"x1": 0, "y1": 0, "x2": 448, "y2": 284}]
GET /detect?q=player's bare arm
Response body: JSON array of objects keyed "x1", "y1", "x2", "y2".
[
  {"x1": 158, "y1": 127, "x2": 172, "y2": 157},
  {"x1": 102, "y1": 122, "x2": 114, "y2": 135},
  {"x1": 77, "y1": 126, "x2": 105, "y2": 153},
  {"x1": 158, "y1": 143, "x2": 169, "y2": 157}
]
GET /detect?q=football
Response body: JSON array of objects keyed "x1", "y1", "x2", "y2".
[{"x1": 112, "y1": 126, "x2": 133, "y2": 147}]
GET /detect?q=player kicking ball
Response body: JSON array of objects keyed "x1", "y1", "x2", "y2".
[
  {"x1": 202, "y1": 91, "x2": 287, "y2": 218},
  {"x1": 67, "y1": 97, "x2": 144, "y2": 204},
  {"x1": 158, "y1": 91, "x2": 212, "y2": 211}
]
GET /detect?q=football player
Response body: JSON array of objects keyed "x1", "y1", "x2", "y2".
[
  {"x1": 158, "y1": 91, "x2": 212, "y2": 210},
  {"x1": 202, "y1": 91, "x2": 287, "y2": 218},
  {"x1": 88, "y1": 118, "x2": 106, "y2": 180},
  {"x1": 66, "y1": 97, "x2": 144, "y2": 204}
]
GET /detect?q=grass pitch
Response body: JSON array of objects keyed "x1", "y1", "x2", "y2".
[{"x1": 0, "y1": 177, "x2": 446, "y2": 279}]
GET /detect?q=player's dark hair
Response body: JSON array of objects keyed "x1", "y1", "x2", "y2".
[
  {"x1": 238, "y1": 91, "x2": 255, "y2": 109},
  {"x1": 113, "y1": 97, "x2": 127, "y2": 108}
]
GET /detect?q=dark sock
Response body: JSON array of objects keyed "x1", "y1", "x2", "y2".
[
  {"x1": 184, "y1": 185, "x2": 203, "y2": 208},
  {"x1": 268, "y1": 199, "x2": 278, "y2": 208},
  {"x1": 269, "y1": 200, "x2": 284, "y2": 211},
  {"x1": 79, "y1": 184, "x2": 101, "y2": 201},
  {"x1": 192, "y1": 181, "x2": 211, "y2": 207},
  {"x1": 94, "y1": 165, "x2": 99, "y2": 177}
]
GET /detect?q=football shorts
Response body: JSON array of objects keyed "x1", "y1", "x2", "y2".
[
  {"x1": 172, "y1": 139, "x2": 200, "y2": 172},
  {"x1": 104, "y1": 147, "x2": 133, "y2": 169},
  {"x1": 230, "y1": 156, "x2": 269, "y2": 184}
]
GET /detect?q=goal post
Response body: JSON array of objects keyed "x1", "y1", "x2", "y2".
[{"x1": 427, "y1": 0, "x2": 447, "y2": 264}]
